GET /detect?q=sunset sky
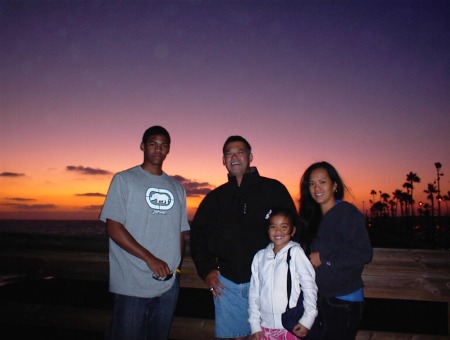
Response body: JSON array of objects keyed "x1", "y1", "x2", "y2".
[{"x1": 1, "y1": 1, "x2": 449, "y2": 220}]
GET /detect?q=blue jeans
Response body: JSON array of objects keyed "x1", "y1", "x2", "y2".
[
  {"x1": 318, "y1": 295, "x2": 364, "y2": 340},
  {"x1": 106, "y1": 277, "x2": 179, "y2": 340}
]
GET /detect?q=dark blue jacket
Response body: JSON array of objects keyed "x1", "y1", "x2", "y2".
[{"x1": 311, "y1": 201, "x2": 373, "y2": 297}]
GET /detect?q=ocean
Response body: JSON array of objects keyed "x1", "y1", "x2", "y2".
[
  {"x1": 0, "y1": 219, "x2": 106, "y2": 237},
  {"x1": 0, "y1": 220, "x2": 448, "y2": 338}
]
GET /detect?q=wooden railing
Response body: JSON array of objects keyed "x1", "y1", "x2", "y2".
[{"x1": 0, "y1": 235, "x2": 449, "y2": 339}]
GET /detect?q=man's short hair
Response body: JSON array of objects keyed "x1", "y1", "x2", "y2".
[
  {"x1": 222, "y1": 135, "x2": 251, "y2": 154},
  {"x1": 142, "y1": 126, "x2": 171, "y2": 144}
]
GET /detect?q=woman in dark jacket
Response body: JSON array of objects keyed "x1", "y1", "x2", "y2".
[{"x1": 298, "y1": 161, "x2": 373, "y2": 340}]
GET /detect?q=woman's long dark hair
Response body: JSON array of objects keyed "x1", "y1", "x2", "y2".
[{"x1": 298, "y1": 161, "x2": 347, "y2": 254}]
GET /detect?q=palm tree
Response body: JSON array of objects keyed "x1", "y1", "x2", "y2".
[
  {"x1": 370, "y1": 190, "x2": 377, "y2": 206},
  {"x1": 406, "y1": 171, "x2": 421, "y2": 216},
  {"x1": 400, "y1": 192, "x2": 412, "y2": 217},
  {"x1": 402, "y1": 182, "x2": 412, "y2": 193},
  {"x1": 424, "y1": 183, "x2": 438, "y2": 219},
  {"x1": 388, "y1": 200, "x2": 396, "y2": 217},
  {"x1": 380, "y1": 193, "x2": 390, "y2": 216},
  {"x1": 371, "y1": 201, "x2": 385, "y2": 217},
  {"x1": 392, "y1": 189, "x2": 403, "y2": 216},
  {"x1": 402, "y1": 182, "x2": 412, "y2": 216},
  {"x1": 443, "y1": 191, "x2": 450, "y2": 216},
  {"x1": 418, "y1": 203, "x2": 431, "y2": 217},
  {"x1": 381, "y1": 193, "x2": 390, "y2": 202},
  {"x1": 423, "y1": 203, "x2": 431, "y2": 217}
]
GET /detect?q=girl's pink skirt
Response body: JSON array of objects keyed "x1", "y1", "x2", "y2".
[{"x1": 260, "y1": 327, "x2": 298, "y2": 340}]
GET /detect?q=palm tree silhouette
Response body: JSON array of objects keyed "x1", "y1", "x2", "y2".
[
  {"x1": 380, "y1": 193, "x2": 390, "y2": 215},
  {"x1": 371, "y1": 201, "x2": 385, "y2": 217},
  {"x1": 392, "y1": 189, "x2": 403, "y2": 217},
  {"x1": 443, "y1": 191, "x2": 450, "y2": 216},
  {"x1": 406, "y1": 172, "x2": 421, "y2": 216},
  {"x1": 370, "y1": 190, "x2": 377, "y2": 206},
  {"x1": 402, "y1": 182, "x2": 412, "y2": 216},
  {"x1": 424, "y1": 183, "x2": 438, "y2": 219},
  {"x1": 400, "y1": 192, "x2": 412, "y2": 217},
  {"x1": 388, "y1": 199, "x2": 396, "y2": 217}
]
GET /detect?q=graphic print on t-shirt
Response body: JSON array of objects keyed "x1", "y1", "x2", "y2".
[{"x1": 145, "y1": 188, "x2": 175, "y2": 214}]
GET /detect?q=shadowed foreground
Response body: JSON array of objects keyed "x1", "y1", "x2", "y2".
[{"x1": 0, "y1": 232, "x2": 449, "y2": 339}]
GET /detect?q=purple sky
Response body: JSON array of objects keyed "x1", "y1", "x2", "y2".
[{"x1": 1, "y1": 1, "x2": 449, "y2": 219}]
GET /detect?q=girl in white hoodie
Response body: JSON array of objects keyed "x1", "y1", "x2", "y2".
[{"x1": 248, "y1": 207, "x2": 318, "y2": 340}]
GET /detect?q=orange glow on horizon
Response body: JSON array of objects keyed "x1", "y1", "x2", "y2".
[
  {"x1": 1, "y1": 2, "x2": 448, "y2": 221},
  {"x1": 1, "y1": 175, "x2": 444, "y2": 221}
]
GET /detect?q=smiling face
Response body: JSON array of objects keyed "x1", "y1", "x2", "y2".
[
  {"x1": 268, "y1": 214, "x2": 296, "y2": 253},
  {"x1": 222, "y1": 141, "x2": 252, "y2": 185},
  {"x1": 309, "y1": 167, "x2": 337, "y2": 214}
]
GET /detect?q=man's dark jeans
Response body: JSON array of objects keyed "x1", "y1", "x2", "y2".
[{"x1": 106, "y1": 277, "x2": 179, "y2": 340}]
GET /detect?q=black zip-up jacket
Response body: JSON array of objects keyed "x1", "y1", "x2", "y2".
[{"x1": 190, "y1": 167, "x2": 297, "y2": 283}]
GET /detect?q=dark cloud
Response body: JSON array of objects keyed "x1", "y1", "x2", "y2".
[
  {"x1": 83, "y1": 205, "x2": 103, "y2": 211},
  {"x1": 5, "y1": 197, "x2": 36, "y2": 202},
  {"x1": 0, "y1": 172, "x2": 25, "y2": 177},
  {"x1": 1, "y1": 203, "x2": 57, "y2": 210},
  {"x1": 66, "y1": 165, "x2": 112, "y2": 175},
  {"x1": 171, "y1": 175, "x2": 214, "y2": 197},
  {"x1": 75, "y1": 192, "x2": 106, "y2": 197}
]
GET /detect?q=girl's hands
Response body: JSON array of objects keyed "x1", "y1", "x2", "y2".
[
  {"x1": 293, "y1": 323, "x2": 309, "y2": 338},
  {"x1": 251, "y1": 331, "x2": 264, "y2": 340}
]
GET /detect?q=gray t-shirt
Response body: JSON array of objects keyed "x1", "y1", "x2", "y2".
[{"x1": 100, "y1": 165, "x2": 190, "y2": 298}]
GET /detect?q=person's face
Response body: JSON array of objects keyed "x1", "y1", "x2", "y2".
[
  {"x1": 222, "y1": 141, "x2": 252, "y2": 179},
  {"x1": 309, "y1": 167, "x2": 337, "y2": 214},
  {"x1": 268, "y1": 214, "x2": 296, "y2": 253},
  {"x1": 140, "y1": 134, "x2": 170, "y2": 167}
]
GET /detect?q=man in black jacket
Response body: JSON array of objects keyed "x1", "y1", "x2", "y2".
[{"x1": 190, "y1": 135, "x2": 297, "y2": 340}]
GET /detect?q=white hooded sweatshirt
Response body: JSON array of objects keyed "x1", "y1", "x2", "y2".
[{"x1": 248, "y1": 240, "x2": 318, "y2": 334}]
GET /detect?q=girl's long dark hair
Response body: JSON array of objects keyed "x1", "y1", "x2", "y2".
[{"x1": 298, "y1": 161, "x2": 347, "y2": 254}]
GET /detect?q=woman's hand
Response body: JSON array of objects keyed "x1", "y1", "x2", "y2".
[{"x1": 309, "y1": 251, "x2": 322, "y2": 268}]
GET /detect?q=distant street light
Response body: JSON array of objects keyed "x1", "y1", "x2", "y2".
[{"x1": 434, "y1": 162, "x2": 443, "y2": 220}]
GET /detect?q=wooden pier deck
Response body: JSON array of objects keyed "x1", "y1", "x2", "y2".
[{"x1": 0, "y1": 233, "x2": 449, "y2": 339}]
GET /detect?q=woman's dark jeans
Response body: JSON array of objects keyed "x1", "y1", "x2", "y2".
[{"x1": 318, "y1": 295, "x2": 364, "y2": 340}]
